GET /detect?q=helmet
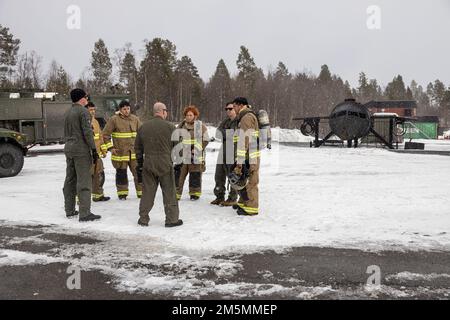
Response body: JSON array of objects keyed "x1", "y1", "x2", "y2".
[{"x1": 228, "y1": 172, "x2": 248, "y2": 191}]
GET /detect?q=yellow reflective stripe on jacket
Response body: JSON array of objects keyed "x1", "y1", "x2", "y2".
[
  {"x1": 236, "y1": 150, "x2": 261, "y2": 159},
  {"x1": 100, "y1": 144, "x2": 108, "y2": 151},
  {"x1": 233, "y1": 136, "x2": 239, "y2": 143},
  {"x1": 249, "y1": 151, "x2": 261, "y2": 159},
  {"x1": 111, "y1": 155, "x2": 128, "y2": 161},
  {"x1": 103, "y1": 142, "x2": 114, "y2": 150},
  {"x1": 111, "y1": 153, "x2": 136, "y2": 162},
  {"x1": 252, "y1": 130, "x2": 260, "y2": 138},
  {"x1": 94, "y1": 133, "x2": 100, "y2": 140},
  {"x1": 236, "y1": 150, "x2": 246, "y2": 157},
  {"x1": 238, "y1": 203, "x2": 259, "y2": 214},
  {"x1": 182, "y1": 139, "x2": 203, "y2": 151},
  {"x1": 111, "y1": 132, "x2": 137, "y2": 138},
  {"x1": 194, "y1": 142, "x2": 203, "y2": 151}
]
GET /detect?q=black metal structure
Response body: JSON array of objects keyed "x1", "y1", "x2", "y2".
[{"x1": 294, "y1": 99, "x2": 414, "y2": 149}]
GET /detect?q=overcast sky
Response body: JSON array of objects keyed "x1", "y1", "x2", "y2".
[{"x1": 1, "y1": 0, "x2": 449, "y2": 88}]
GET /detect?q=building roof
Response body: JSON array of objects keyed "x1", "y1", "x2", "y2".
[
  {"x1": 416, "y1": 116, "x2": 439, "y2": 123},
  {"x1": 364, "y1": 100, "x2": 418, "y2": 109}
]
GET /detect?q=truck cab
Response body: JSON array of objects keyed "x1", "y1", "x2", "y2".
[{"x1": 0, "y1": 92, "x2": 129, "y2": 145}]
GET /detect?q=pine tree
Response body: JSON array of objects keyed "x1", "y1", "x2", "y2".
[
  {"x1": 174, "y1": 55, "x2": 202, "y2": 120},
  {"x1": 270, "y1": 62, "x2": 291, "y2": 126},
  {"x1": 205, "y1": 59, "x2": 232, "y2": 123},
  {"x1": 410, "y1": 80, "x2": 431, "y2": 114},
  {"x1": 442, "y1": 88, "x2": 450, "y2": 110},
  {"x1": 357, "y1": 72, "x2": 369, "y2": 99},
  {"x1": 317, "y1": 64, "x2": 332, "y2": 84},
  {"x1": 0, "y1": 24, "x2": 20, "y2": 88},
  {"x1": 432, "y1": 79, "x2": 446, "y2": 106},
  {"x1": 274, "y1": 61, "x2": 290, "y2": 79},
  {"x1": 138, "y1": 38, "x2": 177, "y2": 118},
  {"x1": 91, "y1": 39, "x2": 112, "y2": 94},
  {"x1": 406, "y1": 87, "x2": 413, "y2": 100},
  {"x1": 385, "y1": 75, "x2": 406, "y2": 100},
  {"x1": 120, "y1": 51, "x2": 138, "y2": 102},
  {"x1": 235, "y1": 46, "x2": 261, "y2": 99},
  {"x1": 344, "y1": 80, "x2": 353, "y2": 98},
  {"x1": 237, "y1": 46, "x2": 257, "y2": 77}
]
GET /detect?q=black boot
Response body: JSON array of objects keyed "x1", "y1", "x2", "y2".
[
  {"x1": 66, "y1": 210, "x2": 79, "y2": 218},
  {"x1": 165, "y1": 219, "x2": 183, "y2": 228},
  {"x1": 221, "y1": 198, "x2": 237, "y2": 207},
  {"x1": 79, "y1": 213, "x2": 102, "y2": 222},
  {"x1": 190, "y1": 195, "x2": 200, "y2": 201},
  {"x1": 210, "y1": 197, "x2": 224, "y2": 205},
  {"x1": 119, "y1": 195, "x2": 127, "y2": 200},
  {"x1": 93, "y1": 196, "x2": 111, "y2": 202},
  {"x1": 237, "y1": 207, "x2": 258, "y2": 216},
  {"x1": 138, "y1": 219, "x2": 148, "y2": 227}
]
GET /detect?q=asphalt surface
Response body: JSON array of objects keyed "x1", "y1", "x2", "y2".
[{"x1": 0, "y1": 222, "x2": 449, "y2": 300}]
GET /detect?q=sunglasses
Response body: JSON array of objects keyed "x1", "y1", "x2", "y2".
[{"x1": 225, "y1": 107, "x2": 233, "y2": 111}]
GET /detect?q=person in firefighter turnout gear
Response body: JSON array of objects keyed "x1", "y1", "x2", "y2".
[
  {"x1": 174, "y1": 105, "x2": 209, "y2": 201},
  {"x1": 231, "y1": 97, "x2": 261, "y2": 216},
  {"x1": 102, "y1": 100, "x2": 143, "y2": 200},
  {"x1": 210, "y1": 102, "x2": 239, "y2": 206},
  {"x1": 86, "y1": 102, "x2": 110, "y2": 202}
]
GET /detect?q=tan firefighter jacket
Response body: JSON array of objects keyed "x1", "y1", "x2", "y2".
[
  {"x1": 235, "y1": 106, "x2": 260, "y2": 165},
  {"x1": 178, "y1": 120, "x2": 209, "y2": 165},
  {"x1": 102, "y1": 112, "x2": 142, "y2": 162},
  {"x1": 92, "y1": 117, "x2": 106, "y2": 157}
]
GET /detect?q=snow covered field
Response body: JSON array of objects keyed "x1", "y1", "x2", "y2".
[
  {"x1": 2, "y1": 140, "x2": 450, "y2": 253},
  {"x1": 1, "y1": 130, "x2": 450, "y2": 297}
]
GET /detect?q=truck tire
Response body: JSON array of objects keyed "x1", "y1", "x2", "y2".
[{"x1": 0, "y1": 144, "x2": 24, "y2": 178}]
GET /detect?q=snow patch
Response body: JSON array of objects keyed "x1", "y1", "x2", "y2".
[
  {"x1": 0, "y1": 250, "x2": 63, "y2": 266},
  {"x1": 386, "y1": 272, "x2": 450, "y2": 282}
]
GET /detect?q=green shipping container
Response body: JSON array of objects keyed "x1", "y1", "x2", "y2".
[{"x1": 404, "y1": 122, "x2": 438, "y2": 139}]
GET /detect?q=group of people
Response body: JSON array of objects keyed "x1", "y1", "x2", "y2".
[{"x1": 62, "y1": 88, "x2": 262, "y2": 227}]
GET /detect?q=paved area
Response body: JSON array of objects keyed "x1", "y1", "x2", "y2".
[{"x1": 1, "y1": 223, "x2": 449, "y2": 300}]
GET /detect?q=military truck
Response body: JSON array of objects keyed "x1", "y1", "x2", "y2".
[
  {"x1": 0, "y1": 92, "x2": 129, "y2": 146},
  {"x1": 0, "y1": 128, "x2": 28, "y2": 177}
]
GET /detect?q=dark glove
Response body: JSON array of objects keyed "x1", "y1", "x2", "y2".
[
  {"x1": 136, "y1": 166, "x2": 143, "y2": 184},
  {"x1": 92, "y1": 149, "x2": 99, "y2": 164},
  {"x1": 173, "y1": 163, "x2": 182, "y2": 172}
]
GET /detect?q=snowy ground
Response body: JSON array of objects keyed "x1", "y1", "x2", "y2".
[{"x1": 1, "y1": 130, "x2": 450, "y2": 298}]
